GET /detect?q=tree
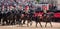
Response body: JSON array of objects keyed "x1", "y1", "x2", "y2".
[{"x1": 36, "y1": 0, "x2": 40, "y2": 3}]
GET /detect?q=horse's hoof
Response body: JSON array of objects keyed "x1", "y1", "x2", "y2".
[
  {"x1": 23, "y1": 23, "x2": 25, "y2": 24},
  {"x1": 30, "y1": 24, "x2": 32, "y2": 26}
]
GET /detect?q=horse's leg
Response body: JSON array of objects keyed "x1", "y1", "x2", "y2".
[
  {"x1": 11, "y1": 16, "x2": 15, "y2": 25},
  {"x1": 50, "y1": 18, "x2": 52, "y2": 27},
  {"x1": 2, "y1": 18, "x2": 5, "y2": 25},
  {"x1": 11, "y1": 17, "x2": 15, "y2": 25},
  {"x1": 30, "y1": 21, "x2": 32, "y2": 26},
  {"x1": 13, "y1": 19, "x2": 15, "y2": 25},
  {"x1": 36, "y1": 22, "x2": 38, "y2": 27},
  {"x1": 14, "y1": 16, "x2": 16, "y2": 25},
  {"x1": 9, "y1": 17, "x2": 12, "y2": 25},
  {"x1": 18, "y1": 15, "x2": 22, "y2": 25},
  {"x1": 16, "y1": 18, "x2": 19, "y2": 24},
  {"x1": 27, "y1": 20, "x2": 30, "y2": 27},
  {"x1": 16, "y1": 15, "x2": 19, "y2": 24},
  {"x1": 23, "y1": 19, "x2": 26, "y2": 24},
  {"x1": 0, "y1": 18, "x2": 1, "y2": 24},
  {"x1": 19, "y1": 19, "x2": 22, "y2": 25},
  {"x1": 45, "y1": 17, "x2": 48, "y2": 27},
  {"x1": 30, "y1": 18, "x2": 32, "y2": 26},
  {"x1": 6, "y1": 19, "x2": 9, "y2": 25},
  {"x1": 8, "y1": 19, "x2": 10, "y2": 25},
  {"x1": 15, "y1": 18, "x2": 18, "y2": 24},
  {"x1": 50, "y1": 22, "x2": 52, "y2": 27},
  {"x1": 23, "y1": 17, "x2": 26, "y2": 24},
  {"x1": 39, "y1": 22, "x2": 42, "y2": 27},
  {"x1": 45, "y1": 22, "x2": 47, "y2": 27},
  {"x1": 10, "y1": 19, "x2": 13, "y2": 25}
]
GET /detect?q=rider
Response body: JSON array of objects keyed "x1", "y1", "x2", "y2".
[
  {"x1": 42, "y1": 5, "x2": 47, "y2": 21},
  {"x1": 29, "y1": 5, "x2": 35, "y2": 20},
  {"x1": 22, "y1": 5, "x2": 30, "y2": 24}
]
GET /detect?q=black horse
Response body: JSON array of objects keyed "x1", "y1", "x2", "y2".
[
  {"x1": 0, "y1": 11, "x2": 2, "y2": 24},
  {"x1": 16, "y1": 10, "x2": 23, "y2": 25},
  {"x1": 2, "y1": 10, "x2": 11, "y2": 25}
]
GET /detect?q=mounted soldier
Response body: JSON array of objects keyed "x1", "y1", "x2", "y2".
[
  {"x1": 22, "y1": 5, "x2": 30, "y2": 24},
  {"x1": 8, "y1": 5, "x2": 16, "y2": 25},
  {"x1": 2, "y1": 5, "x2": 10, "y2": 25},
  {"x1": 15, "y1": 5, "x2": 23, "y2": 25},
  {"x1": 42, "y1": 4, "x2": 53, "y2": 27},
  {"x1": 27, "y1": 5, "x2": 35, "y2": 26},
  {"x1": 45, "y1": 12, "x2": 54, "y2": 27},
  {"x1": 0, "y1": 9, "x2": 2, "y2": 24},
  {"x1": 42, "y1": 5, "x2": 48, "y2": 21},
  {"x1": 0, "y1": 3, "x2": 2, "y2": 24}
]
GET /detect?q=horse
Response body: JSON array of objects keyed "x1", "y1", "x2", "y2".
[
  {"x1": 0, "y1": 11, "x2": 2, "y2": 24},
  {"x1": 7, "y1": 11, "x2": 15, "y2": 25},
  {"x1": 43, "y1": 12, "x2": 54, "y2": 27},
  {"x1": 26, "y1": 12, "x2": 43, "y2": 27},
  {"x1": 2, "y1": 10, "x2": 11, "y2": 25},
  {"x1": 16, "y1": 10, "x2": 23, "y2": 25}
]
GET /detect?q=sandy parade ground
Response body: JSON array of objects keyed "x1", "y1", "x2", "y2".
[{"x1": 0, "y1": 22, "x2": 60, "y2": 29}]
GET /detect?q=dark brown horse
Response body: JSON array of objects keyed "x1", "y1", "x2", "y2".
[
  {"x1": 26, "y1": 13, "x2": 43, "y2": 27},
  {"x1": 44, "y1": 12, "x2": 54, "y2": 27},
  {"x1": 35, "y1": 14, "x2": 43, "y2": 27}
]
